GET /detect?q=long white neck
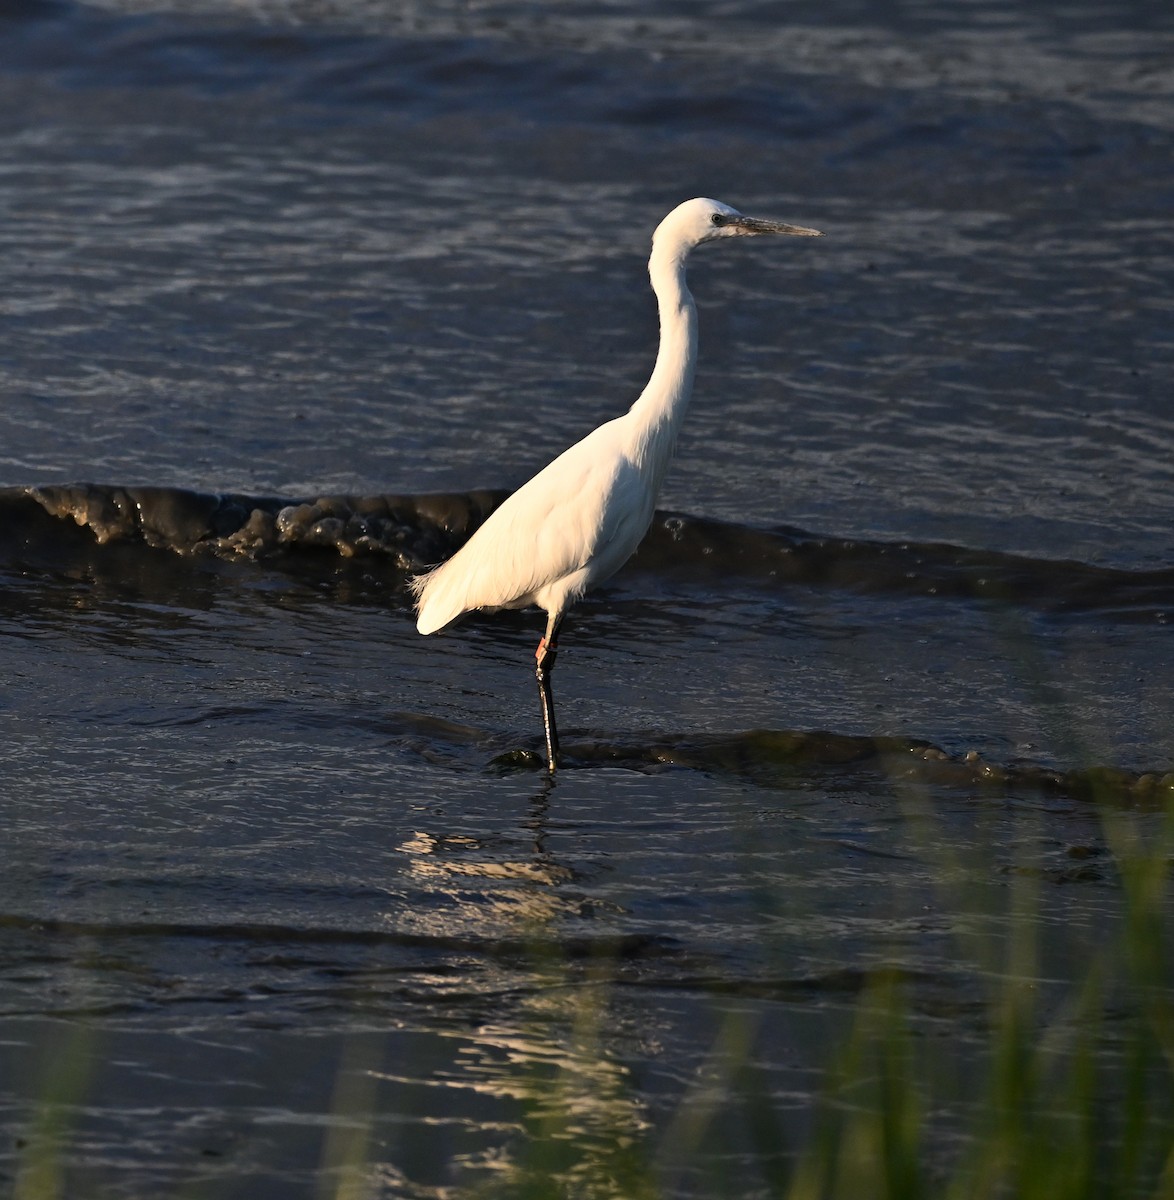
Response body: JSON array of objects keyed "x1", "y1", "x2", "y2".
[{"x1": 625, "y1": 236, "x2": 698, "y2": 488}]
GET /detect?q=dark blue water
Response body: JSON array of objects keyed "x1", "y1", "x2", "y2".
[{"x1": 0, "y1": 0, "x2": 1172, "y2": 1194}]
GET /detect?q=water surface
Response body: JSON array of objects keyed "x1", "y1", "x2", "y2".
[{"x1": 0, "y1": 0, "x2": 1172, "y2": 1193}]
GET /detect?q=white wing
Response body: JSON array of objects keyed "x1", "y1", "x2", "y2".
[{"x1": 414, "y1": 415, "x2": 654, "y2": 634}]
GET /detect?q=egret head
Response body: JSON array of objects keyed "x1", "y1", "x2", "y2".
[{"x1": 653, "y1": 197, "x2": 822, "y2": 254}]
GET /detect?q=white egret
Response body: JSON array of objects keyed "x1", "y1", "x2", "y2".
[{"x1": 412, "y1": 197, "x2": 822, "y2": 771}]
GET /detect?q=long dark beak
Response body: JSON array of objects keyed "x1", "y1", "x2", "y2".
[{"x1": 730, "y1": 215, "x2": 823, "y2": 237}]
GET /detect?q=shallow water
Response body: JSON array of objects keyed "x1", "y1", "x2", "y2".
[{"x1": 1, "y1": 0, "x2": 1173, "y2": 1194}]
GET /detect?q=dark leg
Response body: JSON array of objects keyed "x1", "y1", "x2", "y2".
[{"x1": 535, "y1": 614, "x2": 563, "y2": 772}]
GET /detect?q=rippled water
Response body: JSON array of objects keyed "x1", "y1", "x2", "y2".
[{"x1": 1, "y1": 0, "x2": 1172, "y2": 1194}]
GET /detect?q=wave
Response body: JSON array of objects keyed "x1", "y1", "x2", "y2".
[
  {"x1": 363, "y1": 708, "x2": 1173, "y2": 808},
  {"x1": 484, "y1": 725, "x2": 1174, "y2": 810},
  {"x1": 0, "y1": 482, "x2": 495, "y2": 569},
  {"x1": 2, "y1": 483, "x2": 1170, "y2": 620}
]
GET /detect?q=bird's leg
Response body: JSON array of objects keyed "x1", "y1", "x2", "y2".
[{"x1": 535, "y1": 616, "x2": 562, "y2": 772}]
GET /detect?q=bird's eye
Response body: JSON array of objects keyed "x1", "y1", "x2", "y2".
[{"x1": 711, "y1": 213, "x2": 725, "y2": 226}]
